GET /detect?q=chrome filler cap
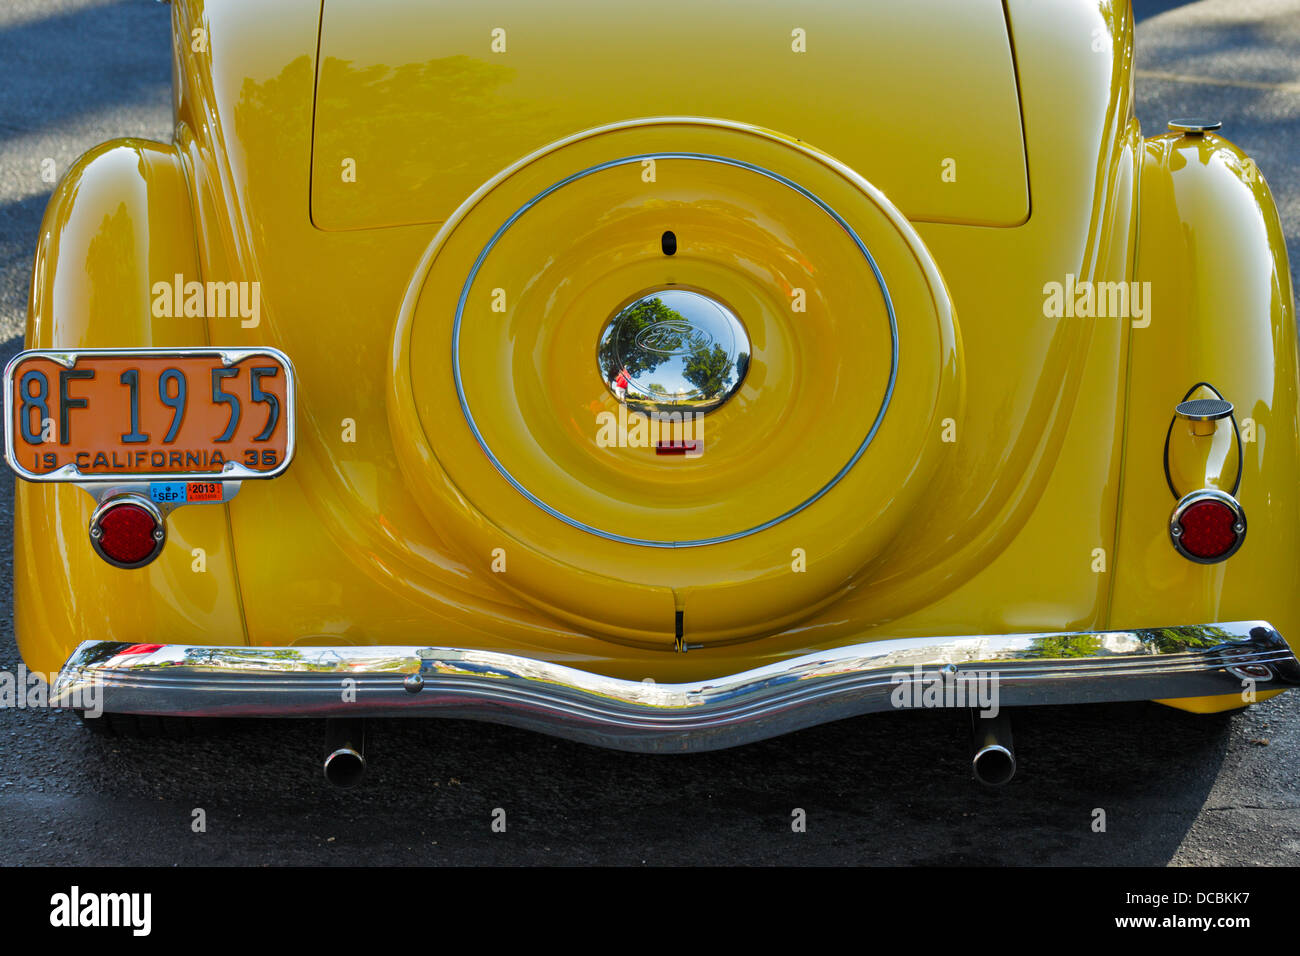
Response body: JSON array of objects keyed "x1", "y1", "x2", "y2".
[{"x1": 1168, "y1": 118, "x2": 1222, "y2": 136}]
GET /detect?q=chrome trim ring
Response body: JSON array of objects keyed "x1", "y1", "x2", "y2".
[
  {"x1": 51, "y1": 622, "x2": 1299, "y2": 753},
  {"x1": 1169, "y1": 488, "x2": 1247, "y2": 564},
  {"x1": 3, "y1": 346, "x2": 297, "y2": 484},
  {"x1": 450, "y1": 152, "x2": 900, "y2": 549},
  {"x1": 88, "y1": 492, "x2": 167, "y2": 569}
]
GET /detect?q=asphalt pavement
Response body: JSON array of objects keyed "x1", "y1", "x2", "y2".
[{"x1": 0, "y1": 0, "x2": 1296, "y2": 866}]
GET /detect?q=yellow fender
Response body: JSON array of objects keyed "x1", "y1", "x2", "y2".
[
  {"x1": 1114, "y1": 130, "x2": 1300, "y2": 712},
  {"x1": 15, "y1": 141, "x2": 246, "y2": 678}
]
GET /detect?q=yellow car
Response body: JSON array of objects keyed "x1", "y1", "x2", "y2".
[{"x1": 8, "y1": 0, "x2": 1299, "y2": 787}]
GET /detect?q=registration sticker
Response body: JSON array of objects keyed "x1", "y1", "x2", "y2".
[
  {"x1": 185, "y1": 481, "x2": 222, "y2": 502},
  {"x1": 149, "y1": 482, "x2": 186, "y2": 504},
  {"x1": 148, "y1": 481, "x2": 224, "y2": 504}
]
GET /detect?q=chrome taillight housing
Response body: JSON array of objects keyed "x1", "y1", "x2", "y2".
[
  {"x1": 89, "y1": 493, "x2": 166, "y2": 569},
  {"x1": 1169, "y1": 488, "x2": 1246, "y2": 564}
]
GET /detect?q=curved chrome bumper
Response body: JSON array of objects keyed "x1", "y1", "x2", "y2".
[{"x1": 52, "y1": 621, "x2": 1300, "y2": 752}]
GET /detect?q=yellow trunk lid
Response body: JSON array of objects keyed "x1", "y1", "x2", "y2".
[{"x1": 311, "y1": 0, "x2": 1029, "y2": 230}]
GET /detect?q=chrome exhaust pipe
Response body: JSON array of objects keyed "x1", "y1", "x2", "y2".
[
  {"x1": 323, "y1": 718, "x2": 366, "y2": 788},
  {"x1": 970, "y1": 708, "x2": 1015, "y2": 786}
]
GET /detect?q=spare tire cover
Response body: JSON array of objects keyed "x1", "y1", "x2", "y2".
[{"x1": 389, "y1": 119, "x2": 962, "y2": 649}]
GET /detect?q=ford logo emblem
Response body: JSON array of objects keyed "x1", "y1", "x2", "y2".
[{"x1": 634, "y1": 319, "x2": 715, "y2": 356}]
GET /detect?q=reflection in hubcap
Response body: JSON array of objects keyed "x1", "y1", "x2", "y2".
[{"x1": 597, "y1": 290, "x2": 749, "y2": 413}]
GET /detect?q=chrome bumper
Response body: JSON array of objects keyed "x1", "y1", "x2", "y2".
[{"x1": 52, "y1": 621, "x2": 1300, "y2": 752}]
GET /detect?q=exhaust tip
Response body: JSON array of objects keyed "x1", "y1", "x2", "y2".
[
  {"x1": 323, "y1": 747, "x2": 366, "y2": 788},
  {"x1": 972, "y1": 744, "x2": 1016, "y2": 786}
]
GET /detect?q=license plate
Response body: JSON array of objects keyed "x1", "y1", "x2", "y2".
[{"x1": 4, "y1": 348, "x2": 295, "y2": 481}]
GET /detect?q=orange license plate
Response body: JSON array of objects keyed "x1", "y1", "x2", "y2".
[{"x1": 4, "y1": 348, "x2": 294, "y2": 481}]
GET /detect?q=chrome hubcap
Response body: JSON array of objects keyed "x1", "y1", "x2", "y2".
[{"x1": 597, "y1": 289, "x2": 749, "y2": 413}]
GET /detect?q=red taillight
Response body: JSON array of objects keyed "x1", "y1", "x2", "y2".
[
  {"x1": 90, "y1": 497, "x2": 165, "y2": 568},
  {"x1": 1170, "y1": 490, "x2": 1245, "y2": 563},
  {"x1": 1179, "y1": 501, "x2": 1237, "y2": 557}
]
